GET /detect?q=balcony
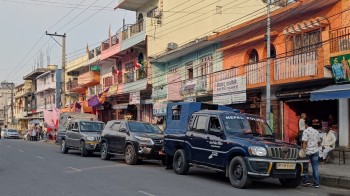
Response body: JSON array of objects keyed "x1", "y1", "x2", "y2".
[
  {"x1": 122, "y1": 21, "x2": 144, "y2": 40},
  {"x1": 274, "y1": 51, "x2": 318, "y2": 80},
  {"x1": 67, "y1": 79, "x2": 86, "y2": 93},
  {"x1": 182, "y1": 75, "x2": 211, "y2": 95},
  {"x1": 115, "y1": 0, "x2": 152, "y2": 11},
  {"x1": 100, "y1": 31, "x2": 122, "y2": 60},
  {"x1": 244, "y1": 62, "x2": 267, "y2": 85},
  {"x1": 37, "y1": 81, "x2": 56, "y2": 93},
  {"x1": 330, "y1": 26, "x2": 350, "y2": 54},
  {"x1": 124, "y1": 69, "x2": 147, "y2": 83},
  {"x1": 78, "y1": 71, "x2": 100, "y2": 87}
]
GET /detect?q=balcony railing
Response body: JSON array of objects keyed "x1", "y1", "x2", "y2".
[
  {"x1": 66, "y1": 79, "x2": 79, "y2": 91},
  {"x1": 330, "y1": 26, "x2": 350, "y2": 53},
  {"x1": 78, "y1": 71, "x2": 100, "y2": 87},
  {"x1": 244, "y1": 62, "x2": 267, "y2": 85},
  {"x1": 122, "y1": 20, "x2": 144, "y2": 40},
  {"x1": 274, "y1": 51, "x2": 317, "y2": 80},
  {"x1": 101, "y1": 39, "x2": 110, "y2": 51},
  {"x1": 124, "y1": 69, "x2": 147, "y2": 83},
  {"x1": 182, "y1": 75, "x2": 211, "y2": 93}
]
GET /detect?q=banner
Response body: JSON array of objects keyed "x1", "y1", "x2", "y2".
[
  {"x1": 213, "y1": 76, "x2": 246, "y2": 105},
  {"x1": 153, "y1": 102, "x2": 167, "y2": 116},
  {"x1": 129, "y1": 91, "x2": 140, "y2": 105},
  {"x1": 330, "y1": 54, "x2": 350, "y2": 83}
]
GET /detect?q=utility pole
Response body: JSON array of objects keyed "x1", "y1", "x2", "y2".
[
  {"x1": 266, "y1": 0, "x2": 271, "y2": 126},
  {"x1": 69, "y1": 78, "x2": 71, "y2": 112},
  {"x1": 2, "y1": 82, "x2": 15, "y2": 127},
  {"x1": 46, "y1": 32, "x2": 66, "y2": 109}
]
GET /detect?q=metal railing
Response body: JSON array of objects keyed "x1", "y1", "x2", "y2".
[
  {"x1": 330, "y1": 26, "x2": 350, "y2": 53},
  {"x1": 274, "y1": 51, "x2": 318, "y2": 80},
  {"x1": 244, "y1": 62, "x2": 267, "y2": 85},
  {"x1": 124, "y1": 69, "x2": 147, "y2": 83},
  {"x1": 122, "y1": 20, "x2": 144, "y2": 40}
]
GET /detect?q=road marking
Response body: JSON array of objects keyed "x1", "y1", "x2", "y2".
[
  {"x1": 80, "y1": 164, "x2": 126, "y2": 171},
  {"x1": 36, "y1": 155, "x2": 45, "y2": 160},
  {"x1": 19, "y1": 149, "x2": 24, "y2": 153},
  {"x1": 68, "y1": 167, "x2": 82, "y2": 172},
  {"x1": 138, "y1": 191, "x2": 156, "y2": 196}
]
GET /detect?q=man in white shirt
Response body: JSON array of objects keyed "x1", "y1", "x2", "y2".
[
  {"x1": 302, "y1": 119, "x2": 320, "y2": 188},
  {"x1": 298, "y1": 113, "x2": 307, "y2": 145},
  {"x1": 320, "y1": 126, "x2": 337, "y2": 163}
]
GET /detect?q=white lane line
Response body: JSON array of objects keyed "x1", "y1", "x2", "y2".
[
  {"x1": 36, "y1": 155, "x2": 45, "y2": 160},
  {"x1": 68, "y1": 167, "x2": 82, "y2": 172},
  {"x1": 19, "y1": 149, "x2": 24, "y2": 153},
  {"x1": 79, "y1": 164, "x2": 126, "y2": 171},
  {"x1": 138, "y1": 191, "x2": 156, "y2": 196}
]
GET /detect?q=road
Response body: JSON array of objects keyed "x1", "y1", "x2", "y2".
[{"x1": 0, "y1": 139, "x2": 349, "y2": 196}]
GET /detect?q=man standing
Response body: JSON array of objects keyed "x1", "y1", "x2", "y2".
[
  {"x1": 320, "y1": 125, "x2": 337, "y2": 163},
  {"x1": 302, "y1": 119, "x2": 320, "y2": 188},
  {"x1": 298, "y1": 113, "x2": 307, "y2": 146}
]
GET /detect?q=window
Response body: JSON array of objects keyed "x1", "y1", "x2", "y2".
[
  {"x1": 209, "y1": 117, "x2": 221, "y2": 130},
  {"x1": 193, "y1": 116, "x2": 208, "y2": 133},
  {"x1": 52, "y1": 95, "x2": 55, "y2": 104},
  {"x1": 186, "y1": 62, "x2": 193, "y2": 80},
  {"x1": 51, "y1": 74, "x2": 55, "y2": 82},
  {"x1": 120, "y1": 122, "x2": 127, "y2": 130},
  {"x1": 169, "y1": 67, "x2": 178, "y2": 73},
  {"x1": 125, "y1": 62, "x2": 134, "y2": 83},
  {"x1": 197, "y1": 55, "x2": 213, "y2": 77},
  {"x1": 111, "y1": 122, "x2": 120, "y2": 131},
  {"x1": 249, "y1": 49, "x2": 259, "y2": 64},
  {"x1": 171, "y1": 105, "x2": 181, "y2": 120},
  {"x1": 292, "y1": 30, "x2": 321, "y2": 54}
]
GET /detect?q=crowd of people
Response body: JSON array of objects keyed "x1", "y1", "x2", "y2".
[
  {"x1": 25, "y1": 125, "x2": 57, "y2": 142},
  {"x1": 298, "y1": 113, "x2": 338, "y2": 188}
]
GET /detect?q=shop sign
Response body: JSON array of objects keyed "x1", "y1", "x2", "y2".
[
  {"x1": 184, "y1": 97, "x2": 196, "y2": 102},
  {"x1": 112, "y1": 104, "x2": 128, "y2": 110},
  {"x1": 129, "y1": 92, "x2": 140, "y2": 105},
  {"x1": 213, "y1": 76, "x2": 246, "y2": 105},
  {"x1": 153, "y1": 102, "x2": 167, "y2": 116},
  {"x1": 330, "y1": 54, "x2": 350, "y2": 83}
]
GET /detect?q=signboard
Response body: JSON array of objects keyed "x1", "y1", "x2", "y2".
[
  {"x1": 129, "y1": 91, "x2": 140, "y2": 105},
  {"x1": 213, "y1": 76, "x2": 246, "y2": 105},
  {"x1": 330, "y1": 54, "x2": 350, "y2": 83},
  {"x1": 153, "y1": 102, "x2": 167, "y2": 116},
  {"x1": 112, "y1": 104, "x2": 128, "y2": 110}
]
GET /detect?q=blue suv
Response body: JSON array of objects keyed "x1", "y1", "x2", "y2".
[{"x1": 164, "y1": 102, "x2": 308, "y2": 189}]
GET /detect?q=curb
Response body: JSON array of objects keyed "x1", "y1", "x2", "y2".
[{"x1": 309, "y1": 174, "x2": 350, "y2": 189}]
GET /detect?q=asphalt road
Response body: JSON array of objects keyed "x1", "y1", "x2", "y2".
[{"x1": 0, "y1": 139, "x2": 349, "y2": 196}]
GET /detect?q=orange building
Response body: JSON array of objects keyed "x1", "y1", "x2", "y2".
[{"x1": 209, "y1": 0, "x2": 350, "y2": 146}]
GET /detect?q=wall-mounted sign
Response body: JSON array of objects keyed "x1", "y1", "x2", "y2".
[
  {"x1": 213, "y1": 76, "x2": 246, "y2": 105},
  {"x1": 330, "y1": 54, "x2": 350, "y2": 83},
  {"x1": 129, "y1": 91, "x2": 140, "y2": 105},
  {"x1": 153, "y1": 102, "x2": 167, "y2": 116}
]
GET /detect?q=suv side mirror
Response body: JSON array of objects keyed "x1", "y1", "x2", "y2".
[
  {"x1": 71, "y1": 128, "x2": 79, "y2": 132},
  {"x1": 209, "y1": 128, "x2": 223, "y2": 137},
  {"x1": 119, "y1": 129, "x2": 128, "y2": 133}
]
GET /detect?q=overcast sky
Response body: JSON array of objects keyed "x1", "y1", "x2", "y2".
[{"x1": 0, "y1": 0, "x2": 135, "y2": 84}]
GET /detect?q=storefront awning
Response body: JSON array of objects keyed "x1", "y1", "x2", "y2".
[{"x1": 310, "y1": 84, "x2": 350, "y2": 101}]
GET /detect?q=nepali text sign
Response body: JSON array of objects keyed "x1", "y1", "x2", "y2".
[
  {"x1": 129, "y1": 92, "x2": 140, "y2": 105},
  {"x1": 213, "y1": 76, "x2": 246, "y2": 105},
  {"x1": 153, "y1": 102, "x2": 167, "y2": 116},
  {"x1": 330, "y1": 54, "x2": 350, "y2": 83}
]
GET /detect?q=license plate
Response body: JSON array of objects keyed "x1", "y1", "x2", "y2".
[{"x1": 276, "y1": 163, "x2": 296, "y2": 170}]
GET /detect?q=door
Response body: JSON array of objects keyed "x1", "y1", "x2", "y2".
[
  {"x1": 71, "y1": 122, "x2": 80, "y2": 148},
  {"x1": 115, "y1": 122, "x2": 127, "y2": 153},
  {"x1": 206, "y1": 116, "x2": 228, "y2": 167},
  {"x1": 65, "y1": 122, "x2": 74, "y2": 147},
  {"x1": 107, "y1": 122, "x2": 120, "y2": 153},
  {"x1": 186, "y1": 115, "x2": 210, "y2": 163}
]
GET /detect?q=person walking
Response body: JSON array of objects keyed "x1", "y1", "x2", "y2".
[
  {"x1": 298, "y1": 113, "x2": 307, "y2": 146},
  {"x1": 302, "y1": 119, "x2": 320, "y2": 188},
  {"x1": 31, "y1": 127, "x2": 37, "y2": 141}
]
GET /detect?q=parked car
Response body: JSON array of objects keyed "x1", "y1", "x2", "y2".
[
  {"x1": 59, "y1": 119, "x2": 105, "y2": 157},
  {"x1": 100, "y1": 120, "x2": 165, "y2": 165},
  {"x1": 164, "y1": 102, "x2": 308, "y2": 189},
  {"x1": 3, "y1": 129, "x2": 20, "y2": 139}
]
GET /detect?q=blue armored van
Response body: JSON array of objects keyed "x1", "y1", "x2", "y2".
[{"x1": 164, "y1": 102, "x2": 308, "y2": 189}]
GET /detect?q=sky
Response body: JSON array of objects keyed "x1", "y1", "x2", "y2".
[{"x1": 0, "y1": 0, "x2": 135, "y2": 85}]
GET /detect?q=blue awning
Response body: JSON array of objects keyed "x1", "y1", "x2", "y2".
[{"x1": 310, "y1": 84, "x2": 350, "y2": 101}]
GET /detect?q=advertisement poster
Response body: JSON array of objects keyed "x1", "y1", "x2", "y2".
[
  {"x1": 213, "y1": 76, "x2": 246, "y2": 105},
  {"x1": 330, "y1": 54, "x2": 350, "y2": 83}
]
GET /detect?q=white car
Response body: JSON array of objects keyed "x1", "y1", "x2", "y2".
[{"x1": 3, "y1": 129, "x2": 20, "y2": 139}]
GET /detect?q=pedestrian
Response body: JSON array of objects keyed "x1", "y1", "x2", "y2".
[
  {"x1": 302, "y1": 119, "x2": 320, "y2": 188},
  {"x1": 298, "y1": 113, "x2": 307, "y2": 146},
  {"x1": 31, "y1": 127, "x2": 37, "y2": 141},
  {"x1": 319, "y1": 125, "x2": 337, "y2": 163}
]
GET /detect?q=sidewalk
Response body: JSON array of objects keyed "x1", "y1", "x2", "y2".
[{"x1": 309, "y1": 150, "x2": 350, "y2": 189}]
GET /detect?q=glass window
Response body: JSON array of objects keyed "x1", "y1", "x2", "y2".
[
  {"x1": 80, "y1": 122, "x2": 104, "y2": 132},
  {"x1": 193, "y1": 116, "x2": 208, "y2": 133},
  {"x1": 249, "y1": 49, "x2": 259, "y2": 64},
  {"x1": 111, "y1": 122, "x2": 120, "y2": 131},
  {"x1": 209, "y1": 117, "x2": 221, "y2": 130},
  {"x1": 246, "y1": 116, "x2": 274, "y2": 136},
  {"x1": 222, "y1": 114, "x2": 251, "y2": 135},
  {"x1": 128, "y1": 122, "x2": 161, "y2": 133},
  {"x1": 172, "y1": 105, "x2": 181, "y2": 120}
]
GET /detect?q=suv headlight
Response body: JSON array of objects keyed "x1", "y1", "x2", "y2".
[
  {"x1": 135, "y1": 136, "x2": 154, "y2": 144},
  {"x1": 86, "y1": 136, "x2": 95, "y2": 141},
  {"x1": 249, "y1": 146, "x2": 267, "y2": 156}
]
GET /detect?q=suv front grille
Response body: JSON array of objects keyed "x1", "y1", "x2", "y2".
[
  {"x1": 95, "y1": 136, "x2": 101, "y2": 142},
  {"x1": 152, "y1": 139, "x2": 164, "y2": 145},
  {"x1": 268, "y1": 147, "x2": 299, "y2": 160}
]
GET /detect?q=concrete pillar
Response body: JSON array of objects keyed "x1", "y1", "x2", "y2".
[{"x1": 338, "y1": 99, "x2": 349, "y2": 146}]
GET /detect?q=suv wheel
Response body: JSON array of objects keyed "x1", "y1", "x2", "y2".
[
  {"x1": 125, "y1": 145, "x2": 138, "y2": 165},
  {"x1": 228, "y1": 156, "x2": 252, "y2": 189},
  {"x1": 101, "y1": 142, "x2": 111, "y2": 160},
  {"x1": 279, "y1": 178, "x2": 302, "y2": 188},
  {"x1": 61, "y1": 140, "x2": 68, "y2": 154},
  {"x1": 80, "y1": 141, "x2": 88, "y2": 157},
  {"x1": 173, "y1": 149, "x2": 189, "y2": 175}
]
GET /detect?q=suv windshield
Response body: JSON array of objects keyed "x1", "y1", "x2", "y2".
[
  {"x1": 246, "y1": 116, "x2": 274, "y2": 136},
  {"x1": 80, "y1": 122, "x2": 104, "y2": 132},
  {"x1": 129, "y1": 122, "x2": 162, "y2": 134},
  {"x1": 7, "y1": 129, "x2": 17, "y2": 132},
  {"x1": 222, "y1": 114, "x2": 251, "y2": 135}
]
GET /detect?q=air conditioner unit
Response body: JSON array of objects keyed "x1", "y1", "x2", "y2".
[
  {"x1": 167, "y1": 42, "x2": 178, "y2": 51},
  {"x1": 153, "y1": 10, "x2": 162, "y2": 19}
]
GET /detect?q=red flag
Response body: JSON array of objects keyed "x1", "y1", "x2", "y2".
[{"x1": 133, "y1": 60, "x2": 141, "y2": 70}]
